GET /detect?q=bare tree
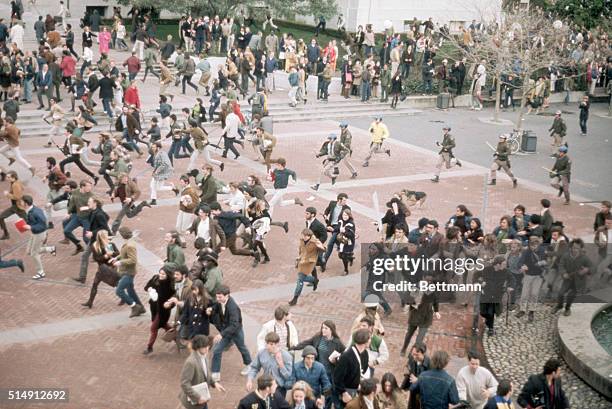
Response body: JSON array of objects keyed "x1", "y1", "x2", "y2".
[{"x1": 440, "y1": 6, "x2": 575, "y2": 129}]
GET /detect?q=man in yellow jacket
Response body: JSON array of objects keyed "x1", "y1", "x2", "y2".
[{"x1": 363, "y1": 116, "x2": 391, "y2": 167}]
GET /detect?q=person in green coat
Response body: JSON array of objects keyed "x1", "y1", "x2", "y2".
[
  {"x1": 380, "y1": 64, "x2": 391, "y2": 103},
  {"x1": 165, "y1": 231, "x2": 186, "y2": 267},
  {"x1": 142, "y1": 46, "x2": 159, "y2": 82},
  {"x1": 202, "y1": 251, "x2": 224, "y2": 298}
]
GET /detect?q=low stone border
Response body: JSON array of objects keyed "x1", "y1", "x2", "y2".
[
  {"x1": 483, "y1": 305, "x2": 610, "y2": 408},
  {"x1": 557, "y1": 303, "x2": 612, "y2": 399}
]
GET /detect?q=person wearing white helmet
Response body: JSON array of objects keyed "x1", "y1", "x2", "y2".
[
  {"x1": 338, "y1": 121, "x2": 358, "y2": 179},
  {"x1": 363, "y1": 116, "x2": 391, "y2": 167},
  {"x1": 549, "y1": 145, "x2": 571, "y2": 205},
  {"x1": 489, "y1": 134, "x2": 517, "y2": 188},
  {"x1": 548, "y1": 111, "x2": 566, "y2": 157},
  {"x1": 431, "y1": 126, "x2": 462, "y2": 183},
  {"x1": 311, "y1": 133, "x2": 347, "y2": 191}
]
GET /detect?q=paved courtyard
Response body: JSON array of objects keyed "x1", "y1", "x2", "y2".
[
  {"x1": 1, "y1": 1, "x2": 611, "y2": 408},
  {"x1": 1, "y1": 116, "x2": 609, "y2": 408}
]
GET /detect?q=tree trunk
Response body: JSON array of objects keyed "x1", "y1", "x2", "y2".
[
  {"x1": 493, "y1": 73, "x2": 501, "y2": 122},
  {"x1": 515, "y1": 75, "x2": 530, "y2": 131}
]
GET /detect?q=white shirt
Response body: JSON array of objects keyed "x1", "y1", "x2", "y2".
[
  {"x1": 83, "y1": 47, "x2": 93, "y2": 63},
  {"x1": 476, "y1": 64, "x2": 487, "y2": 87},
  {"x1": 223, "y1": 112, "x2": 241, "y2": 139},
  {"x1": 226, "y1": 190, "x2": 246, "y2": 211},
  {"x1": 198, "y1": 352, "x2": 208, "y2": 379},
  {"x1": 117, "y1": 25, "x2": 126, "y2": 39},
  {"x1": 196, "y1": 217, "x2": 211, "y2": 242},
  {"x1": 456, "y1": 366, "x2": 498, "y2": 409}
]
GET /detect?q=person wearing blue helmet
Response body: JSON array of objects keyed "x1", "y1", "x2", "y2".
[
  {"x1": 311, "y1": 133, "x2": 346, "y2": 191},
  {"x1": 549, "y1": 145, "x2": 571, "y2": 205},
  {"x1": 339, "y1": 121, "x2": 358, "y2": 179}
]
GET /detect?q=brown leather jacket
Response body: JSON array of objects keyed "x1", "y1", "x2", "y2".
[{"x1": 0, "y1": 123, "x2": 20, "y2": 147}]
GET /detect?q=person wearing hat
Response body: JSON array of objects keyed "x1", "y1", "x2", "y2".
[
  {"x1": 143, "y1": 263, "x2": 176, "y2": 355},
  {"x1": 549, "y1": 145, "x2": 571, "y2": 205},
  {"x1": 363, "y1": 116, "x2": 390, "y2": 167},
  {"x1": 350, "y1": 294, "x2": 386, "y2": 336},
  {"x1": 200, "y1": 249, "x2": 224, "y2": 297},
  {"x1": 292, "y1": 345, "x2": 331, "y2": 400},
  {"x1": 431, "y1": 126, "x2": 462, "y2": 183},
  {"x1": 113, "y1": 226, "x2": 146, "y2": 318},
  {"x1": 548, "y1": 111, "x2": 566, "y2": 155},
  {"x1": 338, "y1": 121, "x2": 357, "y2": 179},
  {"x1": 311, "y1": 133, "x2": 347, "y2": 191},
  {"x1": 488, "y1": 134, "x2": 517, "y2": 188}
]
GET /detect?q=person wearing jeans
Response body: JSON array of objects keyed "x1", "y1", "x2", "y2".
[
  {"x1": 60, "y1": 180, "x2": 94, "y2": 254},
  {"x1": 208, "y1": 285, "x2": 252, "y2": 381},
  {"x1": 114, "y1": 226, "x2": 146, "y2": 318},
  {"x1": 289, "y1": 229, "x2": 326, "y2": 305},
  {"x1": 0, "y1": 252, "x2": 24, "y2": 272},
  {"x1": 149, "y1": 142, "x2": 174, "y2": 205},
  {"x1": 22, "y1": 195, "x2": 56, "y2": 280}
]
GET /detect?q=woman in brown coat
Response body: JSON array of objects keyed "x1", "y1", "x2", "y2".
[{"x1": 289, "y1": 228, "x2": 326, "y2": 306}]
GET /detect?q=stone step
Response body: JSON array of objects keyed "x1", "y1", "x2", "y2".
[
  {"x1": 271, "y1": 107, "x2": 419, "y2": 123},
  {"x1": 269, "y1": 103, "x2": 415, "y2": 118}
]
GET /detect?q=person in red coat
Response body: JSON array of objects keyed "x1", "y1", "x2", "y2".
[
  {"x1": 124, "y1": 81, "x2": 141, "y2": 109},
  {"x1": 59, "y1": 51, "x2": 76, "y2": 87}
]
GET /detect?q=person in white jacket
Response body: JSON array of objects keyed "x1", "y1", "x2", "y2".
[
  {"x1": 222, "y1": 110, "x2": 243, "y2": 159},
  {"x1": 224, "y1": 182, "x2": 247, "y2": 212},
  {"x1": 256, "y1": 305, "x2": 299, "y2": 353},
  {"x1": 9, "y1": 21, "x2": 24, "y2": 51},
  {"x1": 456, "y1": 351, "x2": 498, "y2": 409}
]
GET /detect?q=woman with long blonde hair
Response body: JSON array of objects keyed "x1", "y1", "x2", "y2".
[{"x1": 288, "y1": 381, "x2": 319, "y2": 409}]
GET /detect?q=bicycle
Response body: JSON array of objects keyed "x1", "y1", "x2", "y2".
[{"x1": 507, "y1": 129, "x2": 521, "y2": 154}]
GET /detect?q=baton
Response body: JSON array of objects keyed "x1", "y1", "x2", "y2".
[
  {"x1": 485, "y1": 142, "x2": 496, "y2": 152},
  {"x1": 505, "y1": 289, "x2": 510, "y2": 326}
]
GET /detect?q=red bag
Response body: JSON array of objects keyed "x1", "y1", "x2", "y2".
[{"x1": 14, "y1": 219, "x2": 27, "y2": 233}]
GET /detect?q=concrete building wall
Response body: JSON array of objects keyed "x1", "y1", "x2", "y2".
[
  {"x1": 52, "y1": 0, "x2": 499, "y2": 31},
  {"x1": 295, "y1": 0, "x2": 501, "y2": 32}
]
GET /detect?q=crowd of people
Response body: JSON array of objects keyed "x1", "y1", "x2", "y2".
[{"x1": 0, "y1": 3, "x2": 611, "y2": 409}]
